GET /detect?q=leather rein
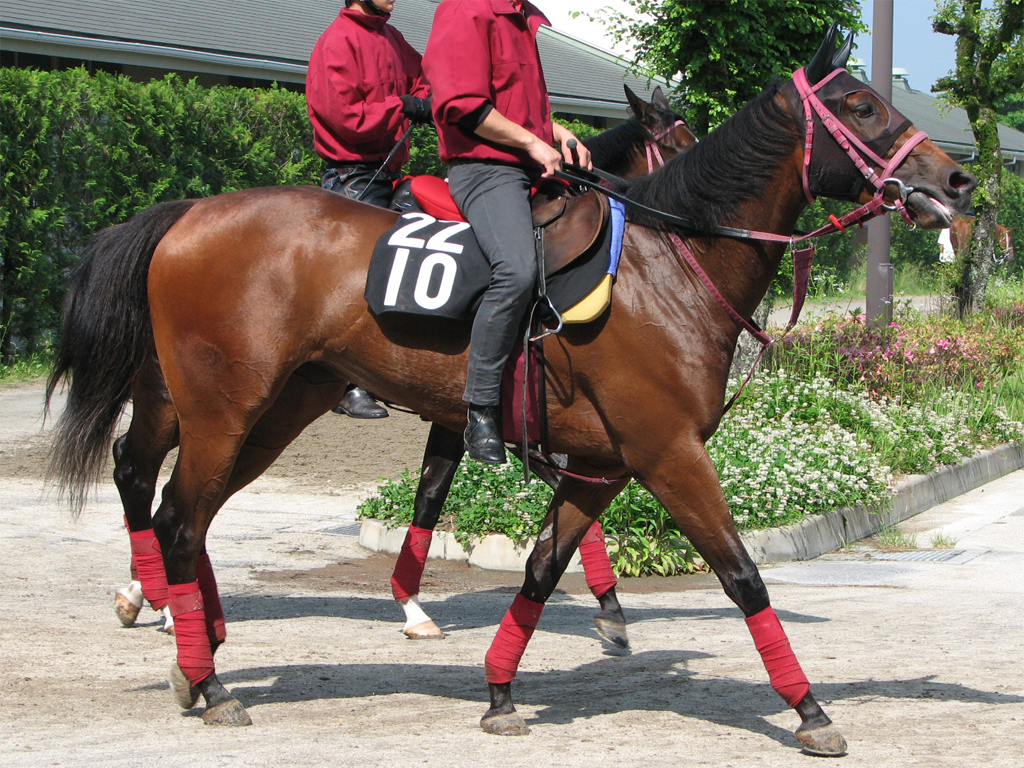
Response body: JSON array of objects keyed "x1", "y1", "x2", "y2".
[{"x1": 555, "y1": 67, "x2": 930, "y2": 411}]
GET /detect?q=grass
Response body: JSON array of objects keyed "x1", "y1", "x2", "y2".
[
  {"x1": 0, "y1": 352, "x2": 51, "y2": 384},
  {"x1": 929, "y1": 531, "x2": 959, "y2": 549},
  {"x1": 875, "y1": 524, "x2": 919, "y2": 550},
  {"x1": 842, "y1": 261, "x2": 940, "y2": 301}
]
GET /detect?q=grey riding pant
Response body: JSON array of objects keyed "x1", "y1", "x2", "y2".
[{"x1": 448, "y1": 161, "x2": 539, "y2": 407}]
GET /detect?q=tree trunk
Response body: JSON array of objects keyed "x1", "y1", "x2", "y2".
[{"x1": 956, "y1": 105, "x2": 1003, "y2": 318}]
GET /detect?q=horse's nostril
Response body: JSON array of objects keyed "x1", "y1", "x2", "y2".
[{"x1": 950, "y1": 170, "x2": 977, "y2": 194}]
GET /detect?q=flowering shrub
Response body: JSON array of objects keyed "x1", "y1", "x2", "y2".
[
  {"x1": 359, "y1": 308, "x2": 1024, "y2": 574},
  {"x1": 709, "y1": 373, "x2": 892, "y2": 529},
  {"x1": 768, "y1": 311, "x2": 1024, "y2": 399}
]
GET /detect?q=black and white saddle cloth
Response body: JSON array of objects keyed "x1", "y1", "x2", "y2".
[{"x1": 364, "y1": 206, "x2": 613, "y2": 321}]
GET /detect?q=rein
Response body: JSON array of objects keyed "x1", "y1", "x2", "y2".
[{"x1": 555, "y1": 66, "x2": 932, "y2": 412}]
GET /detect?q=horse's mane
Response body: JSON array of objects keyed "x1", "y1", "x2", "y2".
[
  {"x1": 583, "y1": 119, "x2": 652, "y2": 174},
  {"x1": 624, "y1": 81, "x2": 800, "y2": 232}
]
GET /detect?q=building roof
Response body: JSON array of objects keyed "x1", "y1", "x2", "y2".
[
  {"x1": 850, "y1": 67, "x2": 1024, "y2": 170},
  {"x1": 0, "y1": 0, "x2": 666, "y2": 118},
  {"x1": 4, "y1": 0, "x2": 1023, "y2": 164}
]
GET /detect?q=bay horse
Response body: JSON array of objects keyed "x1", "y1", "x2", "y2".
[
  {"x1": 950, "y1": 214, "x2": 1015, "y2": 265},
  {"x1": 95, "y1": 84, "x2": 696, "y2": 641},
  {"x1": 47, "y1": 26, "x2": 974, "y2": 754}
]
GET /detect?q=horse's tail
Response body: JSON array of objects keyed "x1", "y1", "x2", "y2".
[{"x1": 45, "y1": 199, "x2": 195, "y2": 515}]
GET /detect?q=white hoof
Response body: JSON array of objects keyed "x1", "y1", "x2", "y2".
[
  {"x1": 162, "y1": 606, "x2": 175, "y2": 635},
  {"x1": 399, "y1": 595, "x2": 441, "y2": 635},
  {"x1": 114, "y1": 581, "x2": 144, "y2": 627}
]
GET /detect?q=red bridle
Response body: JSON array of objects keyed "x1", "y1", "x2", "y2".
[
  {"x1": 663, "y1": 68, "x2": 932, "y2": 409},
  {"x1": 645, "y1": 120, "x2": 692, "y2": 173},
  {"x1": 793, "y1": 67, "x2": 926, "y2": 225}
]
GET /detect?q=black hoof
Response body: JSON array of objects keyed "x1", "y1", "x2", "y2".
[
  {"x1": 480, "y1": 710, "x2": 530, "y2": 735},
  {"x1": 202, "y1": 698, "x2": 252, "y2": 726},
  {"x1": 795, "y1": 724, "x2": 848, "y2": 756},
  {"x1": 593, "y1": 615, "x2": 629, "y2": 650}
]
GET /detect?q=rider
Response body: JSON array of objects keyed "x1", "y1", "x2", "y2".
[
  {"x1": 306, "y1": 0, "x2": 432, "y2": 417},
  {"x1": 423, "y1": 0, "x2": 591, "y2": 463}
]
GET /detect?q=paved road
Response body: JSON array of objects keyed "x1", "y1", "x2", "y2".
[{"x1": 1, "y1": 382, "x2": 1022, "y2": 767}]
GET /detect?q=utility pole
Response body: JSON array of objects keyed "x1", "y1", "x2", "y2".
[{"x1": 866, "y1": 0, "x2": 894, "y2": 326}]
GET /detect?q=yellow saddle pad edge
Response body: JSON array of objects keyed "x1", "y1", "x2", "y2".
[{"x1": 561, "y1": 273, "x2": 613, "y2": 324}]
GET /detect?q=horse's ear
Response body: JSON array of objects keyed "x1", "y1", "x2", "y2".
[
  {"x1": 623, "y1": 84, "x2": 648, "y2": 119},
  {"x1": 832, "y1": 32, "x2": 854, "y2": 70},
  {"x1": 651, "y1": 86, "x2": 672, "y2": 113},
  {"x1": 806, "y1": 22, "x2": 840, "y2": 84}
]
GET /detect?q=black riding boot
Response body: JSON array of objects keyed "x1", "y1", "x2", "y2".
[
  {"x1": 465, "y1": 404, "x2": 506, "y2": 464},
  {"x1": 332, "y1": 385, "x2": 389, "y2": 419}
]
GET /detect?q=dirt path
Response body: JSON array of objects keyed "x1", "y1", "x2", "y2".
[{"x1": 2, "y1": 381, "x2": 1023, "y2": 767}]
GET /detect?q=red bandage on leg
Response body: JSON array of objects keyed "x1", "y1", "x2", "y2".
[
  {"x1": 390, "y1": 526, "x2": 433, "y2": 601},
  {"x1": 168, "y1": 582, "x2": 215, "y2": 686},
  {"x1": 745, "y1": 606, "x2": 810, "y2": 708},
  {"x1": 579, "y1": 521, "x2": 617, "y2": 598},
  {"x1": 196, "y1": 553, "x2": 226, "y2": 647},
  {"x1": 130, "y1": 529, "x2": 169, "y2": 610},
  {"x1": 484, "y1": 594, "x2": 544, "y2": 684}
]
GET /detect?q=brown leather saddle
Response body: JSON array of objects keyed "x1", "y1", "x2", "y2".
[
  {"x1": 530, "y1": 182, "x2": 611, "y2": 276},
  {"x1": 405, "y1": 175, "x2": 609, "y2": 277}
]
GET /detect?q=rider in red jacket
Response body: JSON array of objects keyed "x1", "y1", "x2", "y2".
[
  {"x1": 424, "y1": 0, "x2": 590, "y2": 462},
  {"x1": 307, "y1": 0, "x2": 431, "y2": 418}
]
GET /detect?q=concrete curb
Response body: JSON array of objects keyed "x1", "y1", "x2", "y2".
[
  {"x1": 740, "y1": 443, "x2": 1024, "y2": 564},
  {"x1": 359, "y1": 519, "x2": 584, "y2": 572},
  {"x1": 360, "y1": 444, "x2": 1024, "y2": 570}
]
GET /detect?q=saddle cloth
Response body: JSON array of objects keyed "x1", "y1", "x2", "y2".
[{"x1": 365, "y1": 176, "x2": 624, "y2": 323}]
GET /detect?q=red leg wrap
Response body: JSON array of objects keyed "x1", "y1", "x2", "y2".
[
  {"x1": 484, "y1": 594, "x2": 544, "y2": 684},
  {"x1": 745, "y1": 606, "x2": 810, "y2": 708},
  {"x1": 579, "y1": 521, "x2": 617, "y2": 598},
  {"x1": 168, "y1": 582, "x2": 215, "y2": 686},
  {"x1": 196, "y1": 553, "x2": 226, "y2": 647},
  {"x1": 130, "y1": 530, "x2": 169, "y2": 610},
  {"x1": 390, "y1": 526, "x2": 433, "y2": 601}
]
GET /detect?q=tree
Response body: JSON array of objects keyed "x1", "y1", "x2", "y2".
[
  {"x1": 598, "y1": 1, "x2": 863, "y2": 134},
  {"x1": 933, "y1": 0, "x2": 1024, "y2": 316}
]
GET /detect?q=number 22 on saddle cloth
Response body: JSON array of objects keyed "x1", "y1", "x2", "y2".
[{"x1": 364, "y1": 175, "x2": 625, "y2": 324}]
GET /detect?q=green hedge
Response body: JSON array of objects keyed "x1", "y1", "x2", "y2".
[{"x1": 0, "y1": 67, "x2": 445, "y2": 362}]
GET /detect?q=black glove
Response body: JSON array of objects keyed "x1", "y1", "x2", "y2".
[{"x1": 400, "y1": 95, "x2": 433, "y2": 125}]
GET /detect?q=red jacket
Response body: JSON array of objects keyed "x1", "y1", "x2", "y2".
[
  {"x1": 423, "y1": 0, "x2": 553, "y2": 167},
  {"x1": 306, "y1": 8, "x2": 430, "y2": 171}
]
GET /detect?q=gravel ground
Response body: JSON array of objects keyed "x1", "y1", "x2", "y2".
[{"x1": 2, "y1": 380, "x2": 1023, "y2": 767}]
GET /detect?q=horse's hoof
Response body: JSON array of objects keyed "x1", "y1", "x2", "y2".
[
  {"x1": 480, "y1": 711, "x2": 530, "y2": 736},
  {"x1": 169, "y1": 664, "x2": 200, "y2": 710},
  {"x1": 114, "y1": 589, "x2": 142, "y2": 627},
  {"x1": 404, "y1": 620, "x2": 444, "y2": 640},
  {"x1": 202, "y1": 699, "x2": 252, "y2": 726},
  {"x1": 795, "y1": 723, "x2": 847, "y2": 756},
  {"x1": 593, "y1": 616, "x2": 629, "y2": 649},
  {"x1": 162, "y1": 606, "x2": 175, "y2": 636}
]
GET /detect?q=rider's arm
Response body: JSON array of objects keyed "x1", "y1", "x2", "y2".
[{"x1": 472, "y1": 109, "x2": 562, "y2": 177}]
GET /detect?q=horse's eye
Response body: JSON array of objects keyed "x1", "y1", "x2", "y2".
[{"x1": 854, "y1": 104, "x2": 875, "y2": 119}]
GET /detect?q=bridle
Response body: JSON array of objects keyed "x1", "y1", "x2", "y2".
[
  {"x1": 644, "y1": 120, "x2": 692, "y2": 173},
  {"x1": 556, "y1": 66, "x2": 933, "y2": 411},
  {"x1": 793, "y1": 67, "x2": 926, "y2": 226}
]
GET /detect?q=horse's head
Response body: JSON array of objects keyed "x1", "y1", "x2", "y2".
[
  {"x1": 793, "y1": 24, "x2": 976, "y2": 229},
  {"x1": 624, "y1": 84, "x2": 698, "y2": 171}
]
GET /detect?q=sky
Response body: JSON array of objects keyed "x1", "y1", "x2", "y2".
[{"x1": 544, "y1": 1, "x2": 958, "y2": 94}]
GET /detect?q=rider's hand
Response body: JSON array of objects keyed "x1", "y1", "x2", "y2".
[
  {"x1": 524, "y1": 136, "x2": 563, "y2": 178},
  {"x1": 553, "y1": 124, "x2": 593, "y2": 170},
  {"x1": 399, "y1": 95, "x2": 433, "y2": 124}
]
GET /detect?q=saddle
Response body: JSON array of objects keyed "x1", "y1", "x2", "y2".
[{"x1": 406, "y1": 175, "x2": 609, "y2": 277}]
